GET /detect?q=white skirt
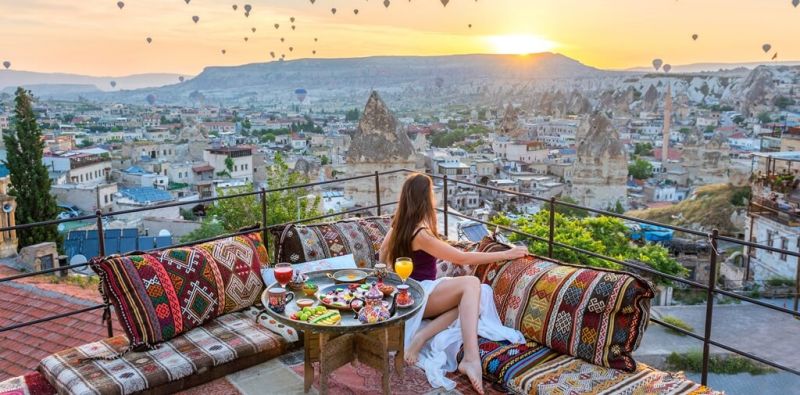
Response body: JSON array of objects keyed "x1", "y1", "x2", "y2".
[{"x1": 404, "y1": 278, "x2": 526, "y2": 391}]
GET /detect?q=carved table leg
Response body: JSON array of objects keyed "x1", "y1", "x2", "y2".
[
  {"x1": 319, "y1": 333, "x2": 355, "y2": 395},
  {"x1": 355, "y1": 328, "x2": 391, "y2": 395}
]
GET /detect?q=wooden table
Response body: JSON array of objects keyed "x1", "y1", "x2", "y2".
[{"x1": 262, "y1": 270, "x2": 425, "y2": 395}]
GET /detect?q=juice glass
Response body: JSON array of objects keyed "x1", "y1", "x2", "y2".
[
  {"x1": 394, "y1": 257, "x2": 413, "y2": 284},
  {"x1": 274, "y1": 263, "x2": 294, "y2": 289}
]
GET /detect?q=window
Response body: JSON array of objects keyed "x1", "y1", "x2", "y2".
[
  {"x1": 767, "y1": 231, "x2": 774, "y2": 254},
  {"x1": 780, "y1": 237, "x2": 788, "y2": 261},
  {"x1": 104, "y1": 195, "x2": 108, "y2": 204}
]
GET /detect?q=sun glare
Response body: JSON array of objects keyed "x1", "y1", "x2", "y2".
[{"x1": 486, "y1": 34, "x2": 556, "y2": 55}]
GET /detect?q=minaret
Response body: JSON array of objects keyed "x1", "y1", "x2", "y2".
[{"x1": 661, "y1": 84, "x2": 672, "y2": 165}]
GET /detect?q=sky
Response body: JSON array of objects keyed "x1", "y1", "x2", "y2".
[{"x1": 0, "y1": 0, "x2": 798, "y2": 76}]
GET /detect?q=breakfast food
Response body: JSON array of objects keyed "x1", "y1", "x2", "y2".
[
  {"x1": 378, "y1": 284, "x2": 395, "y2": 297},
  {"x1": 302, "y1": 281, "x2": 319, "y2": 297},
  {"x1": 290, "y1": 305, "x2": 340, "y2": 325},
  {"x1": 320, "y1": 284, "x2": 373, "y2": 309},
  {"x1": 296, "y1": 298, "x2": 315, "y2": 309}
]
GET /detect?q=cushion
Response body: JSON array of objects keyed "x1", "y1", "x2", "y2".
[
  {"x1": 271, "y1": 216, "x2": 392, "y2": 268},
  {"x1": 0, "y1": 371, "x2": 55, "y2": 395},
  {"x1": 436, "y1": 240, "x2": 478, "y2": 279},
  {"x1": 38, "y1": 310, "x2": 286, "y2": 395},
  {"x1": 91, "y1": 233, "x2": 267, "y2": 348},
  {"x1": 473, "y1": 237, "x2": 654, "y2": 372}
]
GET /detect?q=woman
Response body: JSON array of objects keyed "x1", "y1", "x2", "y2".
[{"x1": 379, "y1": 173, "x2": 528, "y2": 394}]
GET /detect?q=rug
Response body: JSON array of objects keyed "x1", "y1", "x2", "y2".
[{"x1": 289, "y1": 360, "x2": 507, "y2": 395}]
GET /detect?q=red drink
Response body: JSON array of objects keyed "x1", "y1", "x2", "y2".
[{"x1": 274, "y1": 263, "x2": 293, "y2": 288}]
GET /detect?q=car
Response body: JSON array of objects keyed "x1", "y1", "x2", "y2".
[{"x1": 56, "y1": 204, "x2": 82, "y2": 220}]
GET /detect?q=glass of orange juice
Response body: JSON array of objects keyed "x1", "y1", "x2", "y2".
[{"x1": 395, "y1": 257, "x2": 413, "y2": 284}]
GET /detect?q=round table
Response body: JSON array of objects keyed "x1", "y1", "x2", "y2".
[{"x1": 261, "y1": 269, "x2": 425, "y2": 395}]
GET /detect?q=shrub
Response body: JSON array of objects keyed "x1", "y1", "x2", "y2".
[
  {"x1": 661, "y1": 315, "x2": 694, "y2": 336},
  {"x1": 765, "y1": 276, "x2": 795, "y2": 288},
  {"x1": 666, "y1": 350, "x2": 776, "y2": 375}
]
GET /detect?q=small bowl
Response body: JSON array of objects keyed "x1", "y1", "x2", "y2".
[
  {"x1": 296, "y1": 299, "x2": 315, "y2": 309},
  {"x1": 302, "y1": 284, "x2": 318, "y2": 297},
  {"x1": 378, "y1": 284, "x2": 395, "y2": 297}
]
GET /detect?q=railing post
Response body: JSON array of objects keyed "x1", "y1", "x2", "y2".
[
  {"x1": 548, "y1": 197, "x2": 556, "y2": 258},
  {"x1": 96, "y1": 210, "x2": 113, "y2": 337},
  {"x1": 701, "y1": 229, "x2": 719, "y2": 386},
  {"x1": 443, "y1": 175, "x2": 449, "y2": 238},
  {"x1": 260, "y1": 188, "x2": 268, "y2": 245},
  {"x1": 374, "y1": 171, "x2": 381, "y2": 216}
]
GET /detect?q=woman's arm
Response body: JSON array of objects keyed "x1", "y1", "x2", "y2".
[
  {"x1": 379, "y1": 228, "x2": 393, "y2": 265},
  {"x1": 414, "y1": 230, "x2": 528, "y2": 266}
]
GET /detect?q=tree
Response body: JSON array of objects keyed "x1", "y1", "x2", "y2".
[
  {"x1": 757, "y1": 112, "x2": 772, "y2": 125},
  {"x1": 320, "y1": 155, "x2": 330, "y2": 166},
  {"x1": 2, "y1": 88, "x2": 62, "y2": 249},
  {"x1": 345, "y1": 108, "x2": 361, "y2": 122},
  {"x1": 493, "y1": 211, "x2": 686, "y2": 284},
  {"x1": 634, "y1": 142, "x2": 653, "y2": 157},
  {"x1": 78, "y1": 138, "x2": 93, "y2": 148},
  {"x1": 182, "y1": 154, "x2": 322, "y2": 243},
  {"x1": 224, "y1": 157, "x2": 234, "y2": 172},
  {"x1": 628, "y1": 158, "x2": 654, "y2": 180}
]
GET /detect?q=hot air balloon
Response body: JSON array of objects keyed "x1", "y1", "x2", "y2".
[
  {"x1": 794, "y1": 0, "x2": 799, "y2": 7},
  {"x1": 244, "y1": 11, "x2": 249, "y2": 17},
  {"x1": 146, "y1": 37, "x2": 152, "y2": 44},
  {"x1": 691, "y1": 34, "x2": 698, "y2": 41},
  {"x1": 295, "y1": 88, "x2": 308, "y2": 102},
  {"x1": 110, "y1": 81, "x2": 117, "y2": 88},
  {"x1": 652, "y1": 58, "x2": 663, "y2": 71},
  {"x1": 2, "y1": 61, "x2": 10, "y2": 70},
  {"x1": 384, "y1": 0, "x2": 391, "y2": 7},
  {"x1": 192, "y1": 15, "x2": 199, "y2": 23},
  {"x1": 440, "y1": 0, "x2": 449, "y2": 6},
  {"x1": 117, "y1": 1, "x2": 125, "y2": 10},
  {"x1": 468, "y1": 24, "x2": 472, "y2": 28},
  {"x1": 274, "y1": 23, "x2": 280, "y2": 29},
  {"x1": 773, "y1": 53, "x2": 779, "y2": 60},
  {"x1": 251, "y1": 27, "x2": 256, "y2": 33},
  {"x1": 146, "y1": 94, "x2": 157, "y2": 105},
  {"x1": 179, "y1": 76, "x2": 185, "y2": 82},
  {"x1": 290, "y1": 17, "x2": 295, "y2": 23},
  {"x1": 184, "y1": 0, "x2": 190, "y2": 4},
  {"x1": 331, "y1": 8, "x2": 337, "y2": 14},
  {"x1": 232, "y1": 4, "x2": 238, "y2": 11},
  {"x1": 663, "y1": 64, "x2": 672, "y2": 73},
  {"x1": 314, "y1": 38, "x2": 318, "y2": 42},
  {"x1": 354, "y1": 9, "x2": 359, "y2": 15},
  {"x1": 244, "y1": 4, "x2": 251, "y2": 12},
  {"x1": 762, "y1": 43, "x2": 772, "y2": 53},
  {"x1": 291, "y1": 25, "x2": 296, "y2": 30},
  {"x1": 270, "y1": 51, "x2": 275, "y2": 58},
  {"x1": 312, "y1": 50, "x2": 316, "y2": 55},
  {"x1": 310, "y1": 0, "x2": 315, "y2": 4},
  {"x1": 280, "y1": 37, "x2": 285, "y2": 42},
  {"x1": 221, "y1": 49, "x2": 227, "y2": 54},
  {"x1": 244, "y1": 37, "x2": 249, "y2": 42},
  {"x1": 289, "y1": 47, "x2": 294, "y2": 52}
]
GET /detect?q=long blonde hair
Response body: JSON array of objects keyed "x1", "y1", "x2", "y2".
[{"x1": 385, "y1": 173, "x2": 439, "y2": 264}]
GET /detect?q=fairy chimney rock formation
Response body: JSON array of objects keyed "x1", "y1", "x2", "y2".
[
  {"x1": 344, "y1": 91, "x2": 423, "y2": 211},
  {"x1": 498, "y1": 104, "x2": 525, "y2": 138},
  {"x1": 569, "y1": 114, "x2": 629, "y2": 210}
]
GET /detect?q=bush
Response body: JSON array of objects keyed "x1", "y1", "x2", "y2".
[
  {"x1": 765, "y1": 276, "x2": 795, "y2": 287},
  {"x1": 666, "y1": 350, "x2": 776, "y2": 375},
  {"x1": 661, "y1": 315, "x2": 694, "y2": 336}
]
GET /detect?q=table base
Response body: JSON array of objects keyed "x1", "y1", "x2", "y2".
[{"x1": 304, "y1": 323, "x2": 405, "y2": 394}]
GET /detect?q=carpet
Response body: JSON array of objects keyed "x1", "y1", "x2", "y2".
[{"x1": 290, "y1": 361, "x2": 508, "y2": 395}]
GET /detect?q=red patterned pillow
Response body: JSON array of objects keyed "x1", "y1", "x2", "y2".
[
  {"x1": 91, "y1": 233, "x2": 265, "y2": 349},
  {"x1": 473, "y1": 236, "x2": 654, "y2": 372}
]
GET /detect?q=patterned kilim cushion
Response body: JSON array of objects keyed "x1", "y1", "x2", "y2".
[
  {"x1": 459, "y1": 338, "x2": 720, "y2": 395},
  {"x1": 0, "y1": 371, "x2": 55, "y2": 395},
  {"x1": 38, "y1": 311, "x2": 286, "y2": 395},
  {"x1": 473, "y1": 237, "x2": 654, "y2": 372},
  {"x1": 91, "y1": 233, "x2": 267, "y2": 348},
  {"x1": 272, "y1": 216, "x2": 392, "y2": 268},
  {"x1": 436, "y1": 240, "x2": 478, "y2": 279}
]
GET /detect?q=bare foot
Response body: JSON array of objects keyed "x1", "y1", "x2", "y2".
[
  {"x1": 458, "y1": 359, "x2": 484, "y2": 395},
  {"x1": 404, "y1": 334, "x2": 425, "y2": 365}
]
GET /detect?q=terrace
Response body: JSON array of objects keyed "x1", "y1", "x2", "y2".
[{"x1": 1, "y1": 169, "x2": 799, "y2": 394}]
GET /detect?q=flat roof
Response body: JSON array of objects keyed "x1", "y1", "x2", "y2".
[{"x1": 751, "y1": 151, "x2": 800, "y2": 162}]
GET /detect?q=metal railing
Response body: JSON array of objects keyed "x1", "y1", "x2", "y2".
[{"x1": 1, "y1": 167, "x2": 799, "y2": 387}]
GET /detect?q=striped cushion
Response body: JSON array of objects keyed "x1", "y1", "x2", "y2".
[
  {"x1": 38, "y1": 310, "x2": 286, "y2": 395},
  {"x1": 91, "y1": 233, "x2": 267, "y2": 348},
  {"x1": 474, "y1": 238, "x2": 654, "y2": 372},
  {"x1": 461, "y1": 338, "x2": 719, "y2": 395}
]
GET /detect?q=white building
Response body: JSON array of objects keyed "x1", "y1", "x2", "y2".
[
  {"x1": 203, "y1": 146, "x2": 254, "y2": 182},
  {"x1": 43, "y1": 149, "x2": 112, "y2": 187}
]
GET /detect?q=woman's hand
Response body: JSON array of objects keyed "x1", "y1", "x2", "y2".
[{"x1": 503, "y1": 246, "x2": 529, "y2": 260}]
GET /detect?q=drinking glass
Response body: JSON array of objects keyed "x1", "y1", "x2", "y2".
[
  {"x1": 274, "y1": 262, "x2": 294, "y2": 289},
  {"x1": 394, "y1": 257, "x2": 413, "y2": 284}
]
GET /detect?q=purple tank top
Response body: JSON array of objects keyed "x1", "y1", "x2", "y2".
[
  {"x1": 408, "y1": 227, "x2": 437, "y2": 282},
  {"x1": 410, "y1": 249, "x2": 437, "y2": 282}
]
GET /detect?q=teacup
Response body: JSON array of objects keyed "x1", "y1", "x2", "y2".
[{"x1": 267, "y1": 287, "x2": 295, "y2": 313}]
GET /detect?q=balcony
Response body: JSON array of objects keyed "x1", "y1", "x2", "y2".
[{"x1": 1, "y1": 169, "x2": 799, "y2": 394}]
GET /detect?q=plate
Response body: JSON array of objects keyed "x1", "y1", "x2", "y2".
[{"x1": 317, "y1": 283, "x2": 391, "y2": 311}]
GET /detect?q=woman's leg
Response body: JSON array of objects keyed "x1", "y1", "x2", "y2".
[
  {"x1": 420, "y1": 277, "x2": 484, "y2": 394},
  {"x1": 405, "y1": 307, "x2": 458, "y2": 364}
]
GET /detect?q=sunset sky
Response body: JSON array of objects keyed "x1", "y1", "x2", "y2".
[{"x1": 1, "y1": 0, "x2": 798, "y2": 76}]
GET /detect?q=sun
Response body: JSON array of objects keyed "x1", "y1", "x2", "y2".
[{"x1": 486, "y1": 34, "x2": 556, "y2": 55}]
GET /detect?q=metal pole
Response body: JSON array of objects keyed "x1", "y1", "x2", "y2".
[
  {"x1": 96, "y1": 210, "x2": 113, "y2": 337},
  {"x1": 548, "y1": 197, "x2": 556, "y2": 258},
  {"x1": 443, "y1": 175, "x2": 449, "y2": 238},
  {"x1": 374, "y1": 171, "x2": 382, "y2": 216},
  {"x1": 794, "y1": 249, "x2": 800, "y2": 314},
  {"x1": 701, "y1": 229, "x2": 719, "y2": 386},
  {"x1": 260, "y1": 187, "x2": 268, "y2": 245}
]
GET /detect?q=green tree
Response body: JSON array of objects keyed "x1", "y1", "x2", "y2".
[
  {"x1": 182, "y1": 154, "x2": 322, "y2": 243},
  {"x1": 320, "y1": 155, "x2": 330, "y2": 166},
  {"x1": 78, "y1": 138, "x2": 93, "y2": 148},
  {"x1": 757, "y1": 112, "x2": 772, "y2": 125},
  {"x1": 2, "y1": 88, "x2": 62, "y2": 249},
  {"x1": 634, "y1": 143, "x2": 653, "y2": 156},
  {"x1": 345, "y1": 108, "x2": 361, "y2": 122},
  {"x1": 493, "y1": 211, "x2": 686, "y2": 284},
  {"x1": 224, "y1": 157, "x2": 234, "y2": 172},
  {"x1": 628, "y1": 158, "x2": 654, "y2": 180}
]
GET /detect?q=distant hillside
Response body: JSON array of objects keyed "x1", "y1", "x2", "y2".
[
  {"x1": 94, "y1": 53, "x2": 615, "y2": 105},
  {"x1": 626, "y1": 184, "x2": 751, "y2": 236},
  {"x1": 0, "y1": 70, "x2": 189, "y2": 92},
  {"x1": 0, "y1": 84, "x2": 101, "y2": 98},
  {"x1": 627, "y1": 60, "x2": 800, "y2": 73}
]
